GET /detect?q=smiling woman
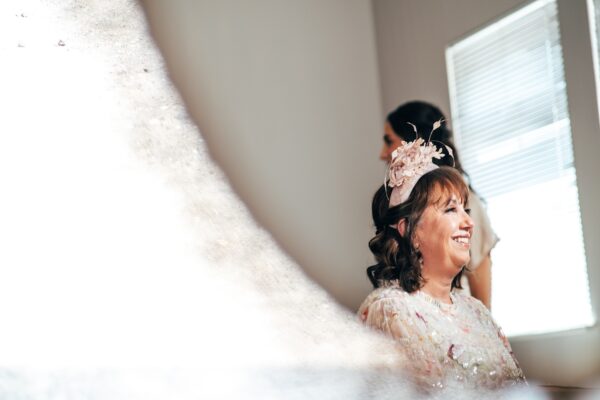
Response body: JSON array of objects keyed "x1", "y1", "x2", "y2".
[{"x1": 360, "y1": 140, "x2": 525, "y2": 392}]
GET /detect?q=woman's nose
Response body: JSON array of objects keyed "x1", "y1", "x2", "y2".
[
  {"x1": 462, "y1": 211, "x2": 474, "y2": 231},
  {"x1": 379, "y1": 144, "x2": 389, "y2": 161}
]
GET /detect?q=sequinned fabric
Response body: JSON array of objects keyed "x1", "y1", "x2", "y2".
[{"x1": 358, "y1": 285, "x2": 525, "y2": 391}]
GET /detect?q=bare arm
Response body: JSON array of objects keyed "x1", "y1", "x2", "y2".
[{"x1": 467, "y1": 255, "x2": 492, "y2": 310}]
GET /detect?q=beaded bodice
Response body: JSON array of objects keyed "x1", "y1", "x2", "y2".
[{"x1": 358, "y1": 286, "x2": 525, "y2": 391}]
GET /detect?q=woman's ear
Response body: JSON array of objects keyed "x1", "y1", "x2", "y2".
[{"x1": 397, "y1": 218, "x2": 408, "y2": 238}]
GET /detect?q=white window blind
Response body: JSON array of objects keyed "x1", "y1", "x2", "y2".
[{"x1": 446, "y1": 0, "x2": 594, "y2": 336}]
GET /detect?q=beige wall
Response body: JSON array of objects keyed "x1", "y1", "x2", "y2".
[{"x1": 141, "y1": 0, "x2": 383, "y2": 310}]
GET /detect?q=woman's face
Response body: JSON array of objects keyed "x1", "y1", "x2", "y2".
[
  {"x1": 414, "y1": 189, "x2": 474, "y2": 277},
  {"x1": 379, "y1": 122, "x2": 404, "y2": 162}
]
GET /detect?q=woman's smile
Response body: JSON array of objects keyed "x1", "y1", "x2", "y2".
[
  {"x1": 415, "y1": 191, "x2": 474, "y2": 274},
  {"x1": 451, "y1": 232, "x2": 471, "y2": 249}
]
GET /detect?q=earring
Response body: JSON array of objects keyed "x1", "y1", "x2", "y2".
[{"x1": 414, "y1": 243, "x2": 423, "y2": 265}]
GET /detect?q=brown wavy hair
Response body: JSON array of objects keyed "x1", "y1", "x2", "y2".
[{"x1": 367, "y1": 166, "x2": 470, "y2": 291}]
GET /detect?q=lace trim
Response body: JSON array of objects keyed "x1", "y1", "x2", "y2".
[{"x1": 416, "y1": 290, "x2": 457, "y2": 312}]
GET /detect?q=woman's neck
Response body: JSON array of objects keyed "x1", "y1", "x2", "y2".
[{"x1": 420, "y1": 277, "x2": 453, "y2": 304}]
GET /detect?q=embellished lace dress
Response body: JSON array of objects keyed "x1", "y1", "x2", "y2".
[{"x1": 358, "y1": 284, "x2": 525, "y2": 391}]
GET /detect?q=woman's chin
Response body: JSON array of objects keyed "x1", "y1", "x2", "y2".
[
  {"x1": 461, "y1": 257, "x2": 470, "y2": 268},
  {"x1": 452, "y1": 255, "x2": 470, "y2": 271}
]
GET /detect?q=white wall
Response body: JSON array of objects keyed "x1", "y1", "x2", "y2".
[
  {"x1": 140, "y1": 0, "x2": 383, "y2": 310},
  {"x1": 373, "y1": 0, "x2": 600, "y2": 386}
]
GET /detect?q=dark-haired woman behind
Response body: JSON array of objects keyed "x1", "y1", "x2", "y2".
[{"x1": 359, "y1": 138, "x2": 524, "y2": 392}]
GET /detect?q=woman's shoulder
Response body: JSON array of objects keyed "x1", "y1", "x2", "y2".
[
  {"x1": 467, "y1": 190, "x2": 485, "y2": 213},
  {"x1": 467, "y1": 191, "x2": 494, "y2": 227},
  {"x1": 467, "y1": 189, "x2": 499, "y2": 268},
  {"x1": 360, "y1": 286, "x2": 404, "y2": 304},
  {"x1": 357, "y1": 286, "x2": 412, "y2": 319}
]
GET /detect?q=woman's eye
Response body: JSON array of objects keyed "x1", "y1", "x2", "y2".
[
  {"x1": 465, "y1": 208, "x2": 472, "y2": 215},
  {"x1": 383, "y1": 135, "x2": 392, "y2": 145},
  {"x1": 445, "y1": 207, "x2": 456, "y2": 213}
]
